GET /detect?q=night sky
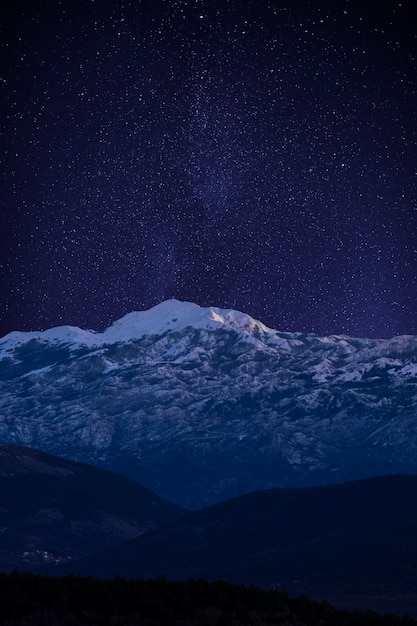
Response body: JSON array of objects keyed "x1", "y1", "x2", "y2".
[{"x1": 1, "y1": 0, "x2": 416, "y2": 339}]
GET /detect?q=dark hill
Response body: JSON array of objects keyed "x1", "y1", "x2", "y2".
[
  {"x1": 1, "y1": 573, "x2": 415, "y2": 626},
  {"x1": 59, "y1": 475, "x2": 417, "y2": 617},
  {"x1": 0, "y1": 442, "x2": 184, "y2": 570}
]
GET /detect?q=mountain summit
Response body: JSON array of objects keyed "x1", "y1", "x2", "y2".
[
  {"x1": 1, "y1": 300, "x2": 417, "y2": 508},
  {"x1": 0, "y1": 300, "x2": 275, "y2": 352}
]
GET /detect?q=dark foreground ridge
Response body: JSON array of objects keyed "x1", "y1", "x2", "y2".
[
  {"x1": 0, "y1": 443, "x2": 184, "y2": 570},
  {"x1": 1, "y1": 572, "x2": 416, "y2": 626},
  {"x1": 54, "y1": 474, "x2": 417, "y2": 617}
]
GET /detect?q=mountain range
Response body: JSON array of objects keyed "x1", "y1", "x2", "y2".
[
  {"x1": 0, "y1": 443, "x2": 417, "y2": 617},
  {"x1": 1, "y1": 299, "x2": 416, "y2": 508},
  {"x1": 54, "y1": 473, "x2": 417, "y2": 617}
]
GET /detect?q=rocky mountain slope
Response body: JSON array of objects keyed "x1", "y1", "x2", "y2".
[
  {"x1": 0, "y1": 443, "x2": 183, "y2": 570},
  {"x1": 1, "y1": 299, "x2": 416, "y2": 508}
]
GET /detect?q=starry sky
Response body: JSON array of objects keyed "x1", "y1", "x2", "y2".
[{"x1": 1, "y1": 0, "x2": 416, "y2": 339}]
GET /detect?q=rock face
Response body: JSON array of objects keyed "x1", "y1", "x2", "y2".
[
  {"x1": 0, "y1": 299, "x2": 416, "y2": 508},
  {"x1": 0, "y1": 443, "x2": 184, "y2": 570}
]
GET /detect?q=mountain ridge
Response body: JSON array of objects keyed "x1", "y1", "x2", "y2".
[
  {"x1": 0, "y1": 299, "x2": 416, "y2": 508},
  {"x1": 0, "y1": 442, "x2": 184, "y2": 571},
  {"x1": 51, "y1": 474, "x2": 417, "y2": 617},
  {"x1": 0, "y1": 299, "x2": 278, "y2": 352},
  {"x1": 2, "y1": 298, "x2": 415, "y2": 355}
]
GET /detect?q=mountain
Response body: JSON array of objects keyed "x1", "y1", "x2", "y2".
[
  {"x1": 53, "y1": 475, "x2": 417, "y2": 617},
  {"x1": 0, "y1": 443, "x2": 183, "y2": 571},
  {"x1": 0, "y1": 299, "x2": 417, "y2": 508}
]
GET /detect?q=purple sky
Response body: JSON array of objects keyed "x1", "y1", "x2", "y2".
[{"x1": 1, "y1": 0, "x2": 416, "y2": 338}]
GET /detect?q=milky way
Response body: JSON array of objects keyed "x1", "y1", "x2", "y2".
[{"x1": 1, "y1": 0, "x2": 416, "y2": 338}]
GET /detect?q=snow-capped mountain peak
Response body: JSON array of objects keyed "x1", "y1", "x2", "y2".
[
  {"x1": 96, "y1": 298, "x2": 278, "y2": 343},
  {"x1": 0, "y1": 299, "x2": 275, "y2": 355}
]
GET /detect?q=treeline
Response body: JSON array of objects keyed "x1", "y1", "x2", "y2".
[{"x1": 0, "y1": 571, "x2": 415, "y2": 626}]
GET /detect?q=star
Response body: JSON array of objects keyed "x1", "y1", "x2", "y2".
[{"x1": 0, "y1": 0, "x2": 416, "y2": 339}]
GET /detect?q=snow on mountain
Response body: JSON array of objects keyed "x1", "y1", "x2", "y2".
[
  {"x1": 0, "y1": 300, "x2": 275, "y2": 354},
  {"x1": 0, "y1": 300, "x2": 416, "y2": 508}
]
